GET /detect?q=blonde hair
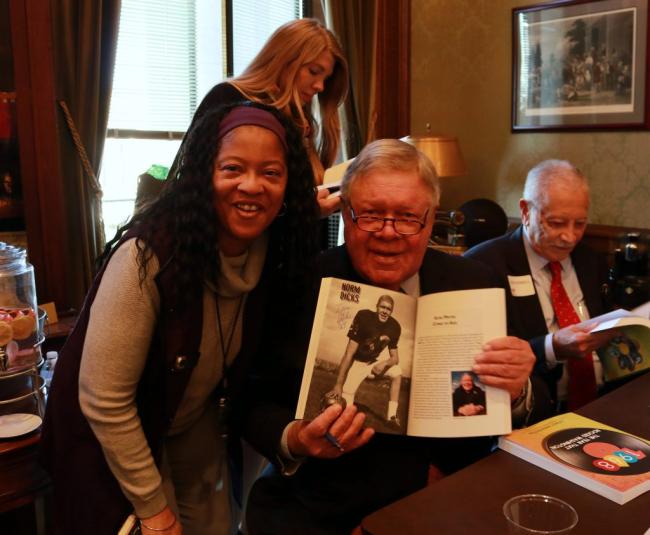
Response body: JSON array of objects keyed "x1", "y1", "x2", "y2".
[{"x1": 229, "y1": 18, "x2": 348, "y2": 183}]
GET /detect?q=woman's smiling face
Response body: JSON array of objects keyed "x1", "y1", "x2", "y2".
[{"x1": 212, "y1": 125, "x2": 287, "y2": 256}]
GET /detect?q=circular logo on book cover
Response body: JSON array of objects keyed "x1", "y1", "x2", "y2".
[{"x1": 543, "y1": 428, "x2": 650, "y2": 475}]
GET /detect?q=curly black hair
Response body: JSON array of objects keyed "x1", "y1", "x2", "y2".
[{"x1": 98, "y1": 101, "x2": 320, "y2": 300}]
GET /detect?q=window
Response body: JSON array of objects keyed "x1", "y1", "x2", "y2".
[
  {"x1": 101, "y1": 0, "x2": 303, "y2": 239},
  {"x1": 230, "y1": 2, "x2": 301, "y2": 74}
]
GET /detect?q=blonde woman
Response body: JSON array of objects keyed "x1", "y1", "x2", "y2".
[{"x1": 171, "y1": 18, "x2": 349, "y2": 216}]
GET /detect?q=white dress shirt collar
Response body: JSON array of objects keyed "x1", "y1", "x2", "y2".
[{"x1": 401, "y1": 272, "x2": 420, "y2": 298}]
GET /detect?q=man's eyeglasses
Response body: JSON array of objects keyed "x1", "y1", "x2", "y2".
[{"x1": 349, "y1": 206, "x2": 429, "y2": 236}]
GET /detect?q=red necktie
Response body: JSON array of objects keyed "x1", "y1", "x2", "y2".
[{"x1": 548, "y1": 261, "x2": 597, "y2": 410}]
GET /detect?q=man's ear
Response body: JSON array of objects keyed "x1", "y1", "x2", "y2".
[
  {"x1": 424, "y1": 204, "x2": 438, "y2": 232},
  {"x1": 340, "y1": 200, "x2": 351, "y2": 223},
  {"x1": 519, "y1": 199, "x2": 530, "y2": 226}
]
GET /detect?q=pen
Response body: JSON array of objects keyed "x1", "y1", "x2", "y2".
[{"x1": 325, "y1": 432, "x2": 345, "y2": 452}]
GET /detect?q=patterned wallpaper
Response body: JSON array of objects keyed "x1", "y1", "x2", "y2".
[{"x1": 411, "y1": 0, "x2": 650, "y2": 228}]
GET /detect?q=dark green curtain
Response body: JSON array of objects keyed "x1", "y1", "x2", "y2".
[{"x1": 52, "y1": 0, "x2": 120, "y2": 307}]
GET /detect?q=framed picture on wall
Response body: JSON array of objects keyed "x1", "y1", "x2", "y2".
[{"x1": 512, "y1": 0, "x2": 650, "y2": 131}]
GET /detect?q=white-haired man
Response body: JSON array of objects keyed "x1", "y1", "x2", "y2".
[{"x1": 466, "y1": 159, "x2": 614, "y2": 412}]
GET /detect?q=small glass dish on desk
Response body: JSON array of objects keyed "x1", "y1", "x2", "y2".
[{"x1": 503, "y1": 494, "x2": 578, "y2": 534}]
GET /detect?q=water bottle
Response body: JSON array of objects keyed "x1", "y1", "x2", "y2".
[{"x1": 42, "y1": 350, "x2": 58, "y2": 389}]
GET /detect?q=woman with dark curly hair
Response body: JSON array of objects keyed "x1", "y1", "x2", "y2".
[{"x1": 40, "y1": 101, "x2": 319, "y2": 535}]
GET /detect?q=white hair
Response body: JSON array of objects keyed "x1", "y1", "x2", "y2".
[
  {"x1": 522, "y1": 159, "x2": 589, "y2": 206},
  {"x1": 341, "y1": 139, "x2": 440, "y2": 206}
]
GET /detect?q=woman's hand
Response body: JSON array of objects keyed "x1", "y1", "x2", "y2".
[
  {"x1": 317, "y1": 187, "x2": 341, "y2": 218},
  {"x1": 140, "y1": 506, "x2": 182, "y2": 534},
  {"x1": 287, "y1": 403, "x2": 374, "y2": 458}
]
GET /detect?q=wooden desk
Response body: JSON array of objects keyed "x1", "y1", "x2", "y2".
[
  {"x1": 362, "y1": 373, "x2": 650, "y2": 535},
  {"x1": 0, "y1": 431, "x2": 50, "y2": 534},
  {"x1": 0, "y1": 315, "x2": 73, "y2": 534},
  {"x1": 0, "y1": 432, "x2": 49, "y2": 509}
]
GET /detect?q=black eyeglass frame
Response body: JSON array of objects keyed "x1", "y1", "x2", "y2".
[{"x1": 347, "y1": 205, "x2": 430, "y2": 236}]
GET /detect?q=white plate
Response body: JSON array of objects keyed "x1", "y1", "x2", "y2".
[{"x1": 0, "y1": 413, "x2": 42, "y2": 438}]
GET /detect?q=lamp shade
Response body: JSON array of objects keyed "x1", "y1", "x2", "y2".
[{"x1": 400, "y1": 135, "x2": 467, "y2": 178}]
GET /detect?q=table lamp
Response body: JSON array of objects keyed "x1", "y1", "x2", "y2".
[
  {"x1": 399, "y1": 135, "x2": 467, "y2": 178},
  {"x1": 400, "y1": 134, "x2": 467, "y2": 247}
]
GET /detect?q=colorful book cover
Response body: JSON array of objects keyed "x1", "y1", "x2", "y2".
[
  {"x1": 595, "y1": 322, "x2": 650, "y2": 381},
  {"x1": 584, "y1": 307, "x2": 650, "y2": 382},
  {"x1": 499, "y1": 413, "x2": 650, "y2": 504}
]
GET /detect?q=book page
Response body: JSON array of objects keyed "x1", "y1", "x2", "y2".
[
  {"x1": 407, "y1": 288, "x2": 511, "y2": 437},
  {"x1": 319, "y1": 158, "x2": 354, "y2": 189},
  {"x1": 590, "y1": 313, "x2": 650, "y2": 333},
  {"x1": 296, "y1": 278, "x2": 417, "y2": 435},
  {"x1": 632, "y1": 300, "x2": 650, "y2": 319},
  {"x1": 587, "y1": 308, "x2": 636, "y2": 332}
]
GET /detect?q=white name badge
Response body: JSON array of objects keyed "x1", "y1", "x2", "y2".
[{"x1": 507, "y1": 275, "x2": 536, "y2": 297}]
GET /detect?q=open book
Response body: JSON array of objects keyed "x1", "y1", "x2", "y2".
[
  {"x1": 499, "y1": 412, "x2": 650, "y2": 504},
  {"x1": 295, "y1": 277, "x2": 512, "y2": 437},
  {"x1": 317, "y1": 158, "x2": 353, "y2": 193},
  {"x1": 584, "y1": 302, "x2": 650, "y2": 381}
]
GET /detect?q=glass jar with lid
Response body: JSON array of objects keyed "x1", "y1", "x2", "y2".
[
  {"x1": 0, "y1": 242, "x2": 42, "y2": 374},
  {"x1": 0, "y1": 243, "x2": 45, "y2": 437}
]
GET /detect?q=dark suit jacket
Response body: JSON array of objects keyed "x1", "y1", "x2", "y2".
[
  {"x1": 243, "y1": 246, "x2": 513, "y2": 535},
  {"x1": 465, "y1": 225, "x2": 608, "y2": 403}
]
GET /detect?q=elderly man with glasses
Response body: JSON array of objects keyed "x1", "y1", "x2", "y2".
[{"x1": 243, "y1": 139, "x2": 538, "y2": 535}]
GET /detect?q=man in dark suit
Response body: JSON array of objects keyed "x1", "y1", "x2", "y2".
[
  {"x1": 465, "y1": 159, "x2": 613, "y2": 411},
  {"x1": 242, "y1": 139, "x2": 537, "y2": 534}
]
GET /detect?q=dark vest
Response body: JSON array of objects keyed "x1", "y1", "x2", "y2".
[{"x1": 39, "y1": 231, "x2": 220, "y2": 534}]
